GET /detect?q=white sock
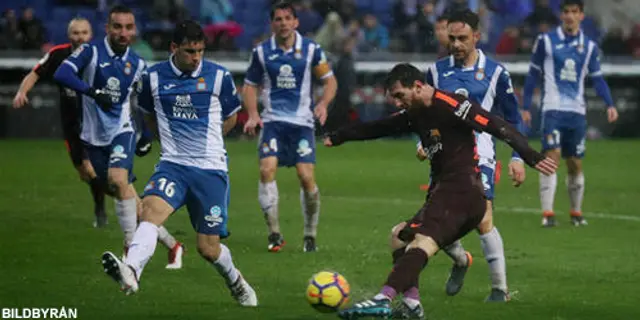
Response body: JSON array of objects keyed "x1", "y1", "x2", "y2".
[
  {"x1": 479, "y1": 227, "x2": 507, "y2": 292},
  {"x1": 300, "y1": 186, "x2": 320, "y2": 238},
  {"x1": 443, "y1": 240, "x2": 468, "y2": 266},
  {"x1": 259, "y1": 181, "x2": 280, "y2": 234},
  {"x1": 157, "y1": 226, "x2": 178, "y2": 249},
  {"x1": 566, "y1": 173, "x2": 585, "y2": 213},
  {"x1": 402, "y1": 297, "x2": 421, "y2": 309},
  {"x1": 125, "y1": 221, "x2": 159, "y2": 280},
  {"x1": 115, "y1": 198, "x2": 138, "y2": 246},
  {"x1": 212, "y1": 244, "x2": 240, "y2": 286},
  {"x1": 539, "y1": 172, "x2": 557, "y2": 214}
]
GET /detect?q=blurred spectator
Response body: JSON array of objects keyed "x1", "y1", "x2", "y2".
[
  {"x1": 411, "y1": 1, "x2": 438, "y2": 53},
  {"x1": 315, "y1": 12, "x2": 345, "y2": 53},
  {"x1": 626, "y1": 24, "x2": 640, "y2": 59},
  {"x1": 327, "y1": 36, "x2": 357, "y2": 131},
  {"x1": 601, "y1": 27, "x2": 629, "y2": 56},
  {"x1": 495, "y1": 25, "x2": 520, "y2": 55},
  {"x1": 393, "y1": 0, "x2": 421, "y2": 31},
  {"x1": 295, "y1": 0, "x2": 323, "y2": 37},
  {"x1": 434, "y1": 14, "x2": 449, "y2": 57},
  {"x1": 524, "y1": 0, "x2": 559, "y2": 31},
  {"x1": 436, "y1": 0, "x2": 479, "y2": 16},
  {"x1": 358, "y1": 13, "x2": 389, "y2": 52},
  {"x1": 0, "y1": 9, "x2": 22, "y2": 50},
  {"x1": 18, "y1": 7, "x2": 46, "y2": 50},
  {"x1": 201, "y1": 0, "x2": 233, "y2": 24},
  {"x1": 131, "y1": 36, "x2": 155, "y2": 60},
  {"x1": 313, "y1": 0, "x2": 357, "y2": 24}
]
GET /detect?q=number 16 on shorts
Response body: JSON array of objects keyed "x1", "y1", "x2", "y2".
[{"x1": 143, "y1": 164, "x2": 188, "y2": 210}]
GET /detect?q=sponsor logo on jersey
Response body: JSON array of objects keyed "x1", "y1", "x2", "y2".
[
  {"x1": 104, "y1": 77, "x2": 122, "y2": 103},
  {"x1": 277, "y1": 64, "x2": 296, "y2": 89},
  {"x1": 172, "y1": 95, "x2": 198, "y2": 119}
]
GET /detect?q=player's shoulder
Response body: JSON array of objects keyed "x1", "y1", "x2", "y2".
[
  {"x1": 202, "y1": 60, "x2": 232, "y2": 76},
  {"x1": 483, "y1": 55, "x2": 510, "y2": 76},
  {"x1": 47, "y1": 43, "x2": 73, "y2": 55},
  {"x1": 300, "y1": 35, "x2": 322, "y2": 49},
  {"x1": 251, "y1": 38, "x2": 271, "y2": 53},
  {"x1": 147, "y1": 60, "x2": 173, "y2": 75},
  {"x1": 431, "y1": 55, "x2": 452, "y2": 72}
]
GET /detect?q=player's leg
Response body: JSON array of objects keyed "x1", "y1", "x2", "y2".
[
  {"x1": 257, "y1": 123, "x2": 284, "y2": 251},
  {"x1": 64, "y1": 124, "x2": 107, "y2": 227},
  {"x1": 476, "y1": 201, "x2": 509, "y2": 301},
  {"x1": 101, "y1": 161, "x2": 187, "y2": 294},
  {"x1": 340, "y1": 191, "x2": 485, "y2": 319},
  {"x1": 540, "y1": 112, "x2": 562, "y2": 227},
  {"x1": 133, "y1": 111, "x2": 152, "y2": 157},
  {"x1": 131, "y1": 186, "x2": 184, "y2": 269},
  {"x1": 562, "y1": 117, "x2": 587, "y2": 226},
  {"x1": 188, "y1": 169, "x2": 257, "y2": 306},
  {"x1": 107, "y1": 132, "x2": 139, "y2": 251},
  {"x1": 389, "y1": 221, "x2": 424, "y2": 319},
  {"x1": 295, "y1": 126, "x2": 320, "y2": 252}
]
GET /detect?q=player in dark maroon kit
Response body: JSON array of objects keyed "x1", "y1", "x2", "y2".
[
  {"x1": 324, "y1": 63, "x2": 557, "y2": 319},
  {"x1": 11, "y1": 18, "x2": 109, "y2": 227}
]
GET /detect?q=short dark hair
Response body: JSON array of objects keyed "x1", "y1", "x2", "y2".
[
  {"x1": 436, "y1": 14, "x2": 449, "y2": 23},
  {"x1": 384, "y1": 63, "x2": 424, "y2": 92},
  {"x1": 561, "y1": 0, "x2": 584, "y2": 11},
  {"x1": 108, "y1": 5, "x2": 133, "y2": 22},
  {"x1": 447, "y1": 9, "x2": 479, "y2": 31},
  {"x1": 270, "y1": 1, "x2": 297, "y2": 20},
  {"x1": 172, "y1": 20, "x2": 205, "y2": 45}
]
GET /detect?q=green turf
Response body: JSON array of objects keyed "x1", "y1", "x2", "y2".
[{"x1": 1, "y1": 139, "x2": 639, "y2": 320}]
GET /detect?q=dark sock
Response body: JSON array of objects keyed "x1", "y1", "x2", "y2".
[
  {"x1": 89, "y1": 178, "x2": 106, "y2": 217},
  {"x1": 385, "y1": 248, "x2": 428, "y2": 294}
]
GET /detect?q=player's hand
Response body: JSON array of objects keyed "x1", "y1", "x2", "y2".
[
  {"x1": 534, "y1": 157, "x2": 557, "y2": 176},
  {"x1": 416, "y1": 145, "x2": 427, "y2": 161},
  {"x1": 88, "y1": 88, "x2": 113, "y2": 112},
  {"x1": 314, "y1": 102, "x2": 328, "y2": 126},
  {"x1": 12, "y1": 91, "x2": 29, "y2": 108},
  {"x1": 243, "y1": 115, "x2": 263, "y2": 136},
  {"x1": 323, "y1": 137, "x2": 333, "y2": 147},
  {"x1": 607, "y1": 107, "x2": 618, "y2": 123},
  {"x1": 521, "y1": 110, "x2": 532, "y2": 127},
  {"x1": 508, "y1": 159, "x2": 526, "y2": 187}
]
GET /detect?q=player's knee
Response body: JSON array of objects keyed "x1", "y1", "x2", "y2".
[
  {"x1": 296, "y1": 166, "x2": 315, "y2": 189},
  {"x1": 259, "y1": 163, "x2": 277, "y2": 182},
  {"x1": 545, "y1": 149, "x2": 561, "y2": 163},
  {"x1": 477, "y1": 204, "x2": 494, "y2": 234},
  {"x1": 390, "y1": 222, "x2": 407, "y2": 250},
  {"x1": 196, "y1": 236, "x2": 221, "y2": 261},
  {"x1": 566, "y1": 158, "x2": 582, "y2": 175},
  {"x1": 407, "y1": 234, "x2": 439, "y2": 258}
]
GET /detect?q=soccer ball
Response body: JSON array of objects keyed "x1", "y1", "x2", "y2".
[{"x1": 306, "y1": 271, "x2": 350, "y2": 313}]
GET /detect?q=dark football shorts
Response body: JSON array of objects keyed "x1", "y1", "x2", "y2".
[{"x1": 398, "y1": 183, "x2": 486, "y2": 247}]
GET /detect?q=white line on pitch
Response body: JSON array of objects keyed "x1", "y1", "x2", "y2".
[{"x1": 322, "y1": 195, "x2": 640, "y2": 222}]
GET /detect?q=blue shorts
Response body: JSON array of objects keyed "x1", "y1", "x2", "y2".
[
  {"x1": 143, "y1": 161, "x2": 230, "y2": 236},
  {"x1": 258, "y1": 121, "x2": 315, "y2": 167},
  {"x1": 541, "y1": 111, "x2": 587, "y2": 158},
  {"x1": 85, "y1": 132, "x2": 136, "y2": 184}
]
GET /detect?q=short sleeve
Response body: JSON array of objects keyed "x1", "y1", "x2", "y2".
[{"x1": 244, "y1": 48, "x2": 264, "y2": 86}]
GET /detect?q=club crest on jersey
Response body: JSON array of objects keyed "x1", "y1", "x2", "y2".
[
  {"x1": 475, "y1": 69, "x2": 485, "y2": 81},
  {"x1": 197, "y1": 77, "x2": 206, "y2": 91},
  {"x1": 124, "y1": 62, "x2": 132, "y2": 75}
]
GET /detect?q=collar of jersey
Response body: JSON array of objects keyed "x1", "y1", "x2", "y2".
[
  {"x1": 103, "y1": 37, "x2": 129, "y2": 61},
  {"x1": 270, "y1": 31, "x2": 303, "y2": 54},
  {"x1": 169, "y1": 54, "x2": 203, "y2": 78},
  {"x1": 449, "y1": 49, "x2": 486, "y2": 72},
  {"x1": 556, "y1": 26, "x2": 584, "y2": 47}
]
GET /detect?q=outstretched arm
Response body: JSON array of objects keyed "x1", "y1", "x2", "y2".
[
  {"x1": 325, "y1": 110, "x2": 411, "y2": 146},
  {"x1": 439, "y1": 92, "x2": 555, "y2": 174}
]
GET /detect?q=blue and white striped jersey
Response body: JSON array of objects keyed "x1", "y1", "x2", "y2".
[
  {"x1": 137, "y1": 57, "x2": 241, "y2": 171},
  {"x1": 530, "y1": 27, "x2": 602, "y2": 115},
  {"x1": 426, "y1": 49, "x2": 521, "y2": 162},
  {"x1": 62, "y1": 37, "x2": 145, "y2": 146},
  {"x1": 244, "y1": 31, "x2": 333, "y2": 128}
]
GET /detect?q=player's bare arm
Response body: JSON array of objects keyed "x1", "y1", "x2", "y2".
[
  {"x1": 223, "y1": 114, "x2": 238, "y2": 135},
  {"x1": 440, "y1": 92, "x2": 557, "y2": 175},
  {"x1": 13, "y1": 71, "x2": 40, "y2": 108},
  {"x1": 313, "y1": 75, "x2": 337, "y2": 126},
  {"x1": 324, "y1": 111, "x2": 411, "y2": 147},
  {"x1": 241, "y1": 83, "x2": 262, "y2": 135}
]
